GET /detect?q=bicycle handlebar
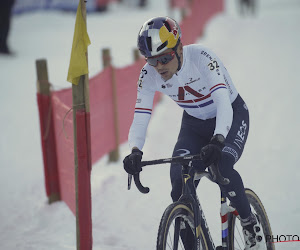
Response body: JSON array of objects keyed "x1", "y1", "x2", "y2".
[{"x1": 129, "y1": 154, "x2": 230, "y2": 194}]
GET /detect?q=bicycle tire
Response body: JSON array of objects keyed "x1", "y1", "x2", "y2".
[
  {"x1": 156, "y1": 201, "x2": 209, "y2": 250},
  {"x1": 228, "y1": 188, "x2": 275, "y2": 250}
]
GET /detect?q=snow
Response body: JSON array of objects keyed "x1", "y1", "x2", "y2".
[{"x1": 0, "y1": 0, "x2": 300, "y2": 249}]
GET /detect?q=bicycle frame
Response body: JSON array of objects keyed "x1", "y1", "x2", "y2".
[
  {"x1": 220, "y1": 192, "x2": 239, "y2": 249},
  {"x1": 178, "y1": 163, "x2": 215, "y2": 249},
  {"x1": 179, "y1": 163, "x2": 239, "y2": 250}
]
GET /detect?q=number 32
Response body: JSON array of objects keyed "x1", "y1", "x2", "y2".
[{"x1": 208, "y1": 60, "x2": 219, "y2": 71}]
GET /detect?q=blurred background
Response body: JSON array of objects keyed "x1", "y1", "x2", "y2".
[{"x1": 0, "y1": 0, "x2": 299, "y2": 249}]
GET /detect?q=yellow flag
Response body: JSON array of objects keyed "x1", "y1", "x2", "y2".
[{"x1": 67, "y1": 1, "x2": 91, "y2": 85}]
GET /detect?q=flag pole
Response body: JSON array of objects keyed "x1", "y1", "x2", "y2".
[{"x1": 71, "y1": 0, "x2": 92, "y2": 249}]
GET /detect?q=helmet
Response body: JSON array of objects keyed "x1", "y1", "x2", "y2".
[{"x1": 137, "y1": 16, "x2": 182, "y2": 58}]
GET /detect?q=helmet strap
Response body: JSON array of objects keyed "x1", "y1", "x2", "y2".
[{"x1": 173, "y1": 39, "x2": 182, "y2": 72}]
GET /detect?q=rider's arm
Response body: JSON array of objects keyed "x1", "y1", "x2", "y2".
[
  {"x1": 128, "y1": 66, "x2": 156, "y2": 150},
  {"x1": 199, "y1": 49, "x2": 233, "y2": 138},
  {"x1": 211, "y1": 82, "x2": 233, "y2": 138}
]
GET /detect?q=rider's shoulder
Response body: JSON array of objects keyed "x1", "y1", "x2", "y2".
[
  {"x1": 184, "y1": 44, "x2": 213, "y2": 54},
  {"x1": 184, "y1": 44, "x2": 217, "y2": 62},
  {"x1": 185, "y1": 43, "x2": 215, "y2": 54}
]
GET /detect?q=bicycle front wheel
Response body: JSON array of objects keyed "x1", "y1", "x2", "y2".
[
  {"x1": 228, "y1": 188, "x2": 275, "y2": 250},
  {"x1": 156, "y1": 202, "x2": 209, "y2": 250}
]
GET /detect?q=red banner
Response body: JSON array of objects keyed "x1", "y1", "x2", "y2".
[
  {"x1": 181, "y1": 0, "x2": 223, "y2": 45},
  {"x1": 51, "y1": 88, "x2": 75, "y2": 213},
  {"x1": 170, "y1": 0, "x2": 189, "y2": 8},
  {"x1": 89, "y1": 67, "x2": 116, "y2": 164}
]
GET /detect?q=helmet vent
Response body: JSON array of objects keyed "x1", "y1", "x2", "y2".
[
  {"x1": 146, "y1": 37, "x2": 152, "y2": 52},
  {"x1": 157, "y1": 41, "x2": 168, "y2": 52},
  {"x1": 147, "y1": 21, "x2": 154, "y2": 26},
  {"x1": 163, "y1": 21, "x2": 171, "y2": 32}
]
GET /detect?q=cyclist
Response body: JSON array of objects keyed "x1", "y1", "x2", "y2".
[{"x1": 123, "y1": 16, "x2": 262, "y2": 249}]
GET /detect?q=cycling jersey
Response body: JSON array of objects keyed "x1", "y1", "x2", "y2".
[{"x1": 129, "y1": 44, "x2": 239, "y2": 150}]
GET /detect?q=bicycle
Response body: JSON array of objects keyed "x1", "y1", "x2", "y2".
[{"x1": 128, "y1": 154, "x2": 275, "y2": 250}]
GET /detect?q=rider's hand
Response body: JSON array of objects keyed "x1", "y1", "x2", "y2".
[
  {"x1": 201, "y1": 134, "x2": 225, "y2": 167},
  {"x1": 123, "y1": 148, "x2": 143, "y2": 175}
]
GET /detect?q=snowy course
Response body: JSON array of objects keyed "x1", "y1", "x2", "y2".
[{"x1": 0, "y1": 0, "x2": 300, "y2": 249}]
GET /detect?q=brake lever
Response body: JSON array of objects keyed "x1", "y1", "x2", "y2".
[
  {"x1": 128, "y1": 174, "x2": 133, "y2": 190},
  {"x1": 208, "y1": 164, "x2": 230, "y2": 185}
]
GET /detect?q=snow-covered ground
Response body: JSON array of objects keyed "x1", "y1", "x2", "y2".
[{"x1": 0, "y1": 0, "x2": 300, "y2": 249}]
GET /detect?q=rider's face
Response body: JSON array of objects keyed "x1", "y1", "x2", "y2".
[{"x1": 149, "y1": 44, "x2": 183, "y2": 81}]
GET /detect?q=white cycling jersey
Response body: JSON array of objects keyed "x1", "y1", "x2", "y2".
[{"x1": 129, "y1": 44, "x2": 239, "y2": 150}]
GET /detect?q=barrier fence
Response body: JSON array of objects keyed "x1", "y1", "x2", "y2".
[
  {"x1": 13, "y1": 0, "x2": 191, "y2": 14},
  {"x1": 36, "y1": 0, "x2": 223, "y2": 249},
  {"x1": 13, "y1": 0, "x2": 119, "y2": 14}
]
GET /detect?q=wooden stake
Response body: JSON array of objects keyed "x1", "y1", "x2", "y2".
[
  {"x1": 133, "y1": 48, "x2": 140, "y2": 62},
  {"x1": 36, "y1": 59, "x2": 50, "y2": 95},
  {"x1": 102, "y1": 48, "x2": 120, "y2": 162},
  {"x1": 36, "y1": 59, "x2": 60, "y2": 204}
]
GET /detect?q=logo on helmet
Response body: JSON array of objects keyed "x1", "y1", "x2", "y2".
[{"x1": 172, "y1": 28, "x2": 178, "y2": 37}]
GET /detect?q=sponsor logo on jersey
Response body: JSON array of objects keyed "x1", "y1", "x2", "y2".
[
  {"x1": 184, "y1": 77, "x2": 200, "y2": 86},
  {"x1": 161, "y1": 83, "x2": 174, "y2": 89},
  {"x1": 176, "y1": 149, "x2": 191, "y2": 156},
  {"x1": 137, "y1": 79, "x2": 143, "y2": 90},
  {"x1": 223, "y1": 146, "x2": 239, "y2": 162},
  {"x1": 140, "y1": 68, "x2": 147, "y2": 79},
  {"x1": 224, "y1": 74, "x2": 233, "y2": 94},
  {"x1": 228, "y1": 191, "x2": 236, "y2": 197},
  {"x1": 138, "y1": 68, "x2": 148, "y2": 89},
  {"x1": 234, "y1": 120, "x2": 247, "y2": 150},
  {"x1": 178, "y1": 86, "x2": 204, "y2": 100},
  {"x1": 201, "y1": 50, "x2": 213, "y2": 61}
]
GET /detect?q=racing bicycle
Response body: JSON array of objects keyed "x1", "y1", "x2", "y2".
[{"x1": 128, "y1": 154, "x2": 275, "y2": 250}]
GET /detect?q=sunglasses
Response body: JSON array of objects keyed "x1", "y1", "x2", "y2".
[{"x1": 146, "y1": 51, "x2": 175, "y2": 67}]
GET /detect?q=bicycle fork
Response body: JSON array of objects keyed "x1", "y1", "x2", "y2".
[{"x1": 220, "y1": 191, "x2": 239, "y2": 250}]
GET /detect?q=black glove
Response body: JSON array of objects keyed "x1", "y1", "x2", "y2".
[
  {"x1": 201, "y1": 134, "x2": 225, "y2": 167},
  {"x1": 123, "y1": 148, "x2": 143, "y2": 175}
]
